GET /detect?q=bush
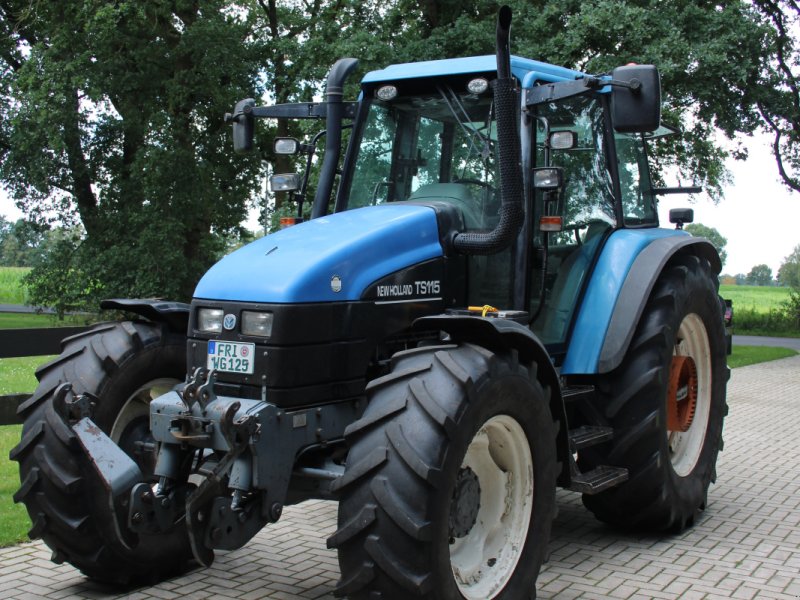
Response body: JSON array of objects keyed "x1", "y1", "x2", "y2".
[
  {"x1": 732, "y1": 288, "x2": 800, "y2": 335},
  {"x1": 783, "y1": 288, "x2": 800, "y2": 330}
]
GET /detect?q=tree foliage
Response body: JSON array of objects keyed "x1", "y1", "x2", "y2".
[
  {"x1": 0, "y1": 1, "x2": 264, "y2": 308},
  {"x1": 778, "y1": 243, "x2": 800, "y2": 288},
  {"x1": 747, "y1": 263, "x2": 774, "y2": 286},
  {"x1": 0, "y1": 0, "x2": 798, "y2": 311},
  {"x1": 685, "y1": 223, "x2": 728, "y2": 267}
]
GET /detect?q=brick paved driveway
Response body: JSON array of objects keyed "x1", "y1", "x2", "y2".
[{"x1": 2, "y1": 355, "x2": 799, "y2": 599}]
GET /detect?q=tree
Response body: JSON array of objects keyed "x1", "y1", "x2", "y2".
[
  {"x1": 0, "y1": 1, "x2": 264, "y2": 308},
  {"x1": 778, "y1": 244, "x2": 800, "y2": 288},
  {"x1": 747, "y1": 263, "x2": 774, "y2": 286},
  {"x1": 1, "y1": 1, "x2": 799, "y2": 311},
  {"x1": 685, "y1": 223, "x2": 728, "y2": 267}
]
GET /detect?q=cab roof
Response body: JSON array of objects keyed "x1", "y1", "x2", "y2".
[{"x1": 362, "y1": 55, "x2": 586, "y2": 89}]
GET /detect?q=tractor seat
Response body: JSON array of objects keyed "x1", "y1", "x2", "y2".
[{"x1": 408, "y1": 183, "x2": 482, "y2": 229}]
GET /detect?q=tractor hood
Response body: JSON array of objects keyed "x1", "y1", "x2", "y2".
[{"x1": 194, "y1": 205, "x2": 444, "y2": 303}]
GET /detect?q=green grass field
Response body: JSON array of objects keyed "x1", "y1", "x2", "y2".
[
  {"x1": 0, "y1": 424, "x2": 29, "y2": 547},
  {"x1": 0, "y1": 267, "x2": 29, "y2": 304},
  {"x1": 719, "y1": 284, "x2": 791, "y2": 312},
  {"x1": 0, "y1": 312, "x2": 88, "y2": 329},
  {"x1": 728, "y1": 344, "x2": 797, "y2": 368},
  {"x1": 0, "y1": 355, "x2": 52, "y2": 395}
]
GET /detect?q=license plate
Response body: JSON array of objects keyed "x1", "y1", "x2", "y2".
[{"x1": 207, "y1": 341, "x2": 255, "y2": 375}]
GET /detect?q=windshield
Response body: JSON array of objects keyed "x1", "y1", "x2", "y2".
[{"x1": 343, "y1": 84, "x2": 498, "y2": 229}]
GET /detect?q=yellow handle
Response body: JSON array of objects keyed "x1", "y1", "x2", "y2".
[{"x1": 467, "y1": 305, "x2": 499, "y2": 317}]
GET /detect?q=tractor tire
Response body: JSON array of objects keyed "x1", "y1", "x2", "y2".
[
  {"x1": 330, "y1": 343, "x2": 558, "y2": 600},
  {"x1": 10, "y1": 321, "x2": 193, "y2": 584},
  {"x1": 579, "y1": 254, "x2": 728, "y2": 531}
]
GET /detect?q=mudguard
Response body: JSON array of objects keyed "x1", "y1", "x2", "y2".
[
  {"x1": 100, "y1": 298, "x2": 190, "y2": 333},
  {"x1": 412, "y1": 313, "x2": 562, "y2": 415},
  {"x1": 413, "y1": 313, "x2": 570, "y2": 483},
  {"x1": 562, "y1": 231, "x2": 721, "y2": 375}
]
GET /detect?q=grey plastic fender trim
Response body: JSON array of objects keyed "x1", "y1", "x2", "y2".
[
  {"x1": 412, "y1": 313, "x2": 561, "y2": 407},
  {"x1": 100, "y1": 298, "x2": 190, "y2": 333},
  {"x1": 597, "y1": 237, "x2": 720, "y2": 374}
]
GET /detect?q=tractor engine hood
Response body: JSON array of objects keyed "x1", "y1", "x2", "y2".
[{"x1": 194, "y1": 205, "x2": 444, "y2": 303}]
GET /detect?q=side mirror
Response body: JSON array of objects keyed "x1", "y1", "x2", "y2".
[
  {"x1": 270, "y1": 173, "x2": 301, "y2": 193},
  {"x1": 226, "y1": 98, "x2": 255, "y2": 154},
  {"x1": 669, "y1": 207, "x2": 694, "y2": 230},
  {"x1": 611, "y1": 65, "x2": 661, "y2": 133}
]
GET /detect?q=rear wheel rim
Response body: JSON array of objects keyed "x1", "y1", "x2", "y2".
[
  {"x1": 449, "y1": 414, "x2": 533, "y2": 599},
  {"x1": 668, "y1": 313, "x2": 711, "y2": 477}
]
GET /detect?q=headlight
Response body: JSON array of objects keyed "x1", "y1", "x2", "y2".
[
  {"x1": 198, "y1": 308, "x2": 224, "y2": 333},
  {"x1": 242, "y1": 311, "x2": 273, "y2": 337}
]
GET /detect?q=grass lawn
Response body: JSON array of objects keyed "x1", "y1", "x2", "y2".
[
  {"x1": 0, "y1": 267, "x2": 29, "y2": 304},
  {"x1": 0, "y1": 425, "x2": 29, "y2": 547},
  {"x1": 0, "y1": 355, "x2": 53, "y2": 395},
  {"x1": 728, "y1": 344, "x2": 798, "y2": 368},
  {"x1": 719, "y1": 284, "x2": 791, "y2": 312},
  {"x1": 0, "y1": 312, "x2": 90, "y2": 329}
]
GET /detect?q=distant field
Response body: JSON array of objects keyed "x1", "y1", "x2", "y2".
[
  {"x1": 0, "y1": 267, "x2": 29, "y2": 304},
  {"x1": 0, "y1": 312, "x2": 88, "y2": 329},
  {"x1": 719, "y1": 284, "x2": 790, "y2": 312}
]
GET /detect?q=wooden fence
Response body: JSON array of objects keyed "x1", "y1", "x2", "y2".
[{"x1": 0, "y1": 327, "x2": 90, "y2": 425}]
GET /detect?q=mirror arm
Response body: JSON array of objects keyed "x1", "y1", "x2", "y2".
[{"x1": 651, "y1": 186, "x2": 703, "y2": 195}]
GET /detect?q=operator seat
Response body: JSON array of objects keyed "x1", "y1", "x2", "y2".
[{"x1": 408, "y1": 183, "x2": 482, "y2": 229}]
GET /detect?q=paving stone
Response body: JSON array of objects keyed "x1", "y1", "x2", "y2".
[{"x1": 1, "y1": 355, "x2": 799, "y2": 598}]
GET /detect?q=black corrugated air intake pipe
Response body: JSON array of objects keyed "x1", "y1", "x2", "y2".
[
  {"x1": 452, "y1": 5, "x2": 524, "y2": 255},
  {"x1": 311, "y1": 57, "x2": 359, "y2": 219}
]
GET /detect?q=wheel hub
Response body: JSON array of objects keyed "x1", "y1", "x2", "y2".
[
  {"x1": 449, "y1": 466, "x2": 481, "y2": 539},
  {"x1": 667, "y1": 355, "x2": 698, "y2": 432}
]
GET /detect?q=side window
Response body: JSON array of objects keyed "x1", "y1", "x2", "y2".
[
  {"x1": 536, "y1": 98, "x2": 616, "y2": 236},
  {"x1": 616, "y1": 133, "x2": 657, "y2": 226},
  {"x1": 530, "y1": 96, "x2": 615, "y2": 347},
  {"x1": 349, "y1": 103, "x2": 395, "y2": 208},
  {"x1": 410, "y1": 117, "x2": 443, "y2": 193}
]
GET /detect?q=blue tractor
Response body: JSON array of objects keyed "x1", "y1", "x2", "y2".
[{"x1": 12, "y1": 8, "x2": 727, "y2": 599}]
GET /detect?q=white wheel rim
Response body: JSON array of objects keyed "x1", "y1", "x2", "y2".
[
  {"x1": 450, "y1": 415, "x2": 533, "y2": 599},
  {"x1": 668, "y1": 313, "x2": 712, "y2": 476},
  {"x1": 110, "y1": 378, "x2": 179, "y2": 443}
]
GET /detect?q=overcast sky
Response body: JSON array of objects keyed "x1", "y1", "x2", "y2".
[
  {"x1": 2, "y1": 132, "x2": 798, "y2": 277},
  {"x1": 656, "y1": 132, "x2": 800, "y2": 276}
]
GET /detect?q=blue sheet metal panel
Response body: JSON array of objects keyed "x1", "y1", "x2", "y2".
[
  {"x1": 362, "y1": 55, "x2": 584, "y2": 85},
  {"x1": 561, "y1": 228, "x2": 688, "y2": 375},
  {"x1": 194, "y1": 205, "x2": 443, "y2": 303}
]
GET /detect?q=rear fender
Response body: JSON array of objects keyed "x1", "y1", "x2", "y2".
[
  {"x1": 563, "y1": 234, "x2": 721, "y2": 375},
  {"x1": 100, "y1": 299, "x2": 190, "y2": 334}
]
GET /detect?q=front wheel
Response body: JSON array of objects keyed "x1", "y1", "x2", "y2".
[
  {"x1": 579, "y1": 254, "x2": 728, "y2": 531},
  {"x1": 330, "y1": 344, "x2": 558, "y2": 599},
  {"x1": 10, "y1": 321, "x2": 192, "y2": 584}
]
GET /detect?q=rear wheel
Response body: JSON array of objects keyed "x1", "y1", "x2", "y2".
[
  {"x1": 330, "y1": 344, "x2": 557, "y2": 599},
  {"x1": 10, "y1": 321, "x2": 192, "y2": 584},
  {"x1": 579, "y1": 255, "x2": 728, "y2": 531}
]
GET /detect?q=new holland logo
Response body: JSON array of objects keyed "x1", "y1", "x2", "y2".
[{"x1": 223, "y1": 314, "x2": 237, "y2": 330}]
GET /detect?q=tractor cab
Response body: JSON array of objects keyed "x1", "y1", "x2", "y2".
[{"x1": 330, "y1": 56, "x2": 664, "y2": 360}]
